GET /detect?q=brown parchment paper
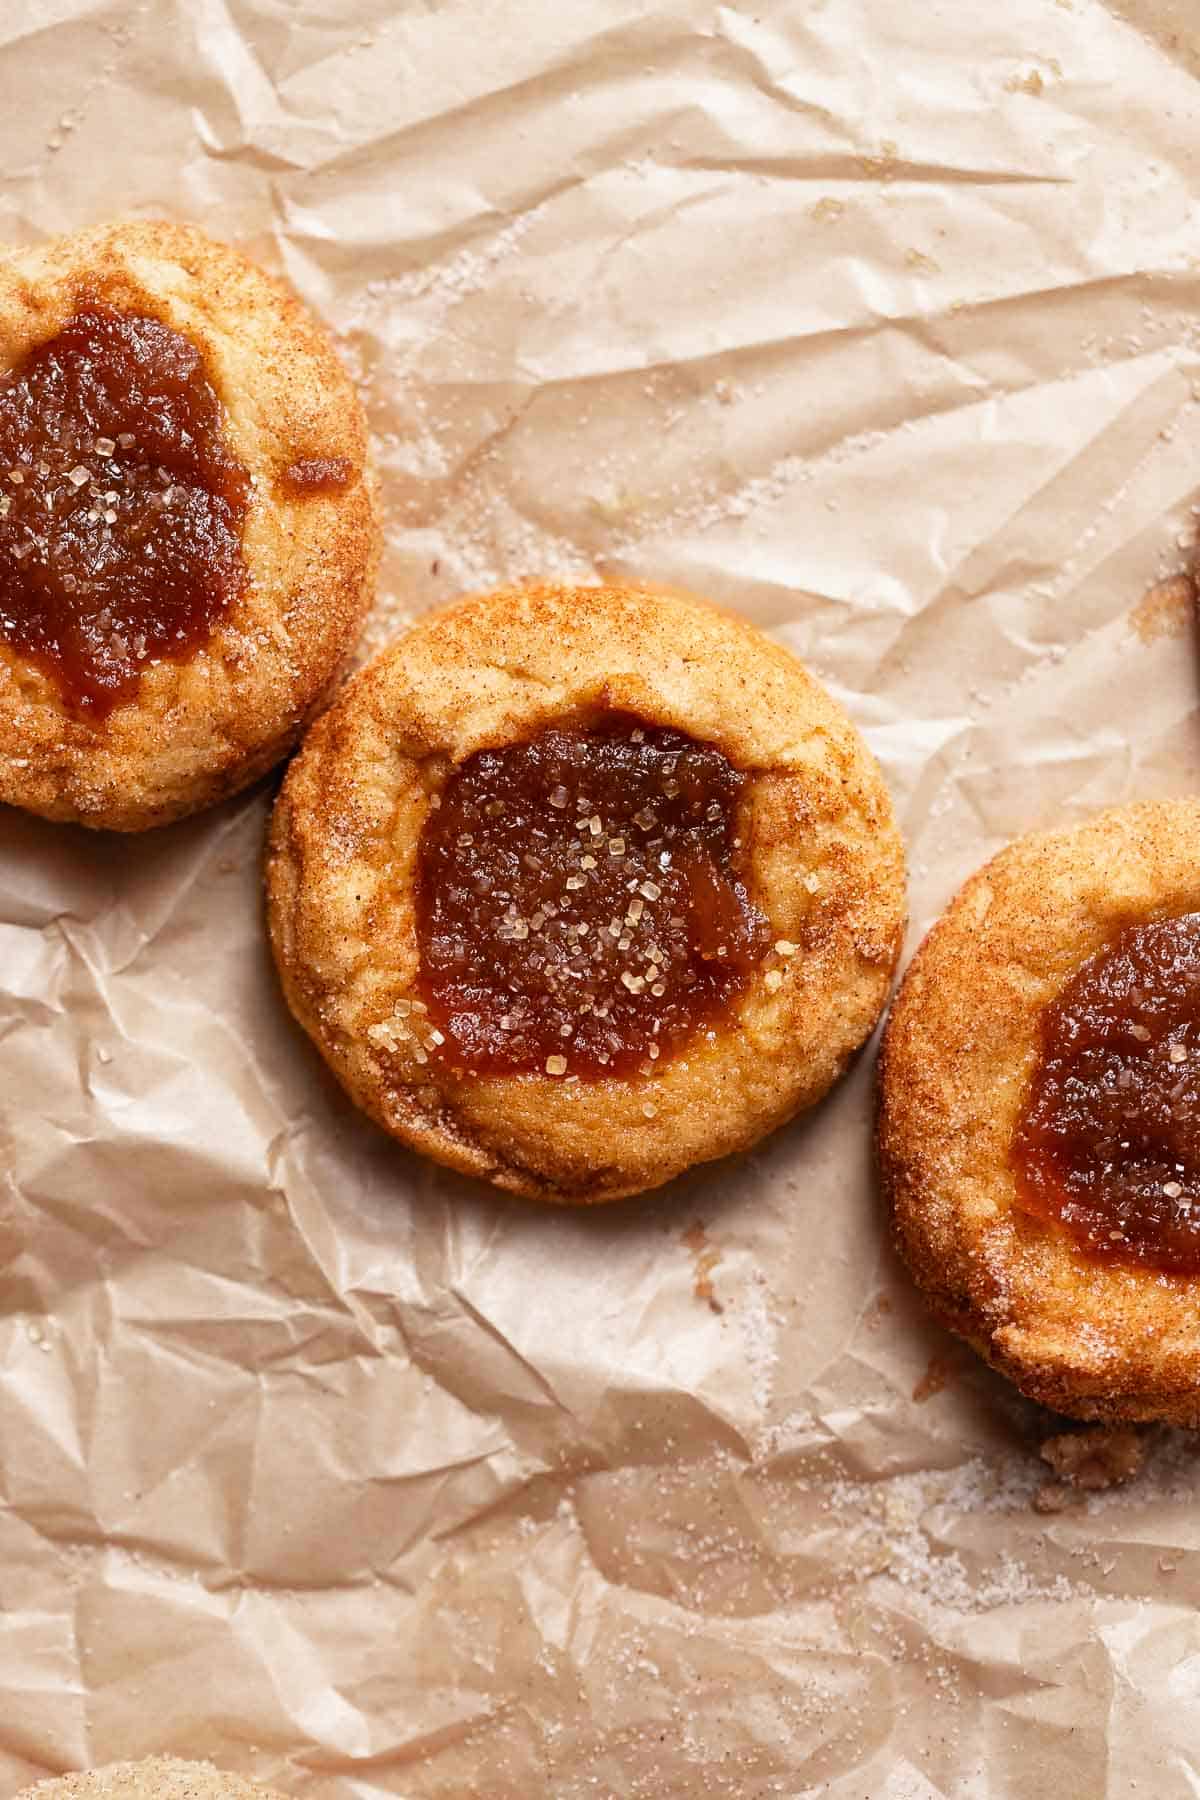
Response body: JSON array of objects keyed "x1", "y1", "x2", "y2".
[{"x1": 2, "y1": 1, "x2": 1200, "y2": 1795}]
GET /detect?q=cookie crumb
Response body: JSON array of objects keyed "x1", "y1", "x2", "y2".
[{"x1": 1038, "y1": 1424, "x2": 1151, "y2": 1493}]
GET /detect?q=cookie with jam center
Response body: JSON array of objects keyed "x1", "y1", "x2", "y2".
[
  {"x1": 879, "y1": 798, "x2": 1200, "y2": 1425},
  {"x1": 0, "y1": 218, "x2": 378, "y2": 830},
  {"x1": 267, "y1": 581, "x2": 906, "y2": 1204}
]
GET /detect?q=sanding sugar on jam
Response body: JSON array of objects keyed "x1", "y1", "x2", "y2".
[
  {"x1": 414, "y1": 714, "x2": 770, "y2": 1078},
  {"x1": 0, "y1": 305, "x2": 249, "y2": 717},
  {"x1": 1013, "y1": 912, "x2": 1200, "y2": 1272}
]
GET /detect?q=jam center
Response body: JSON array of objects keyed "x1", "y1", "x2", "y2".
[
  {"x1": 1012, "y1": 912, "x2": 1200, "y2": 1271},
  {"x1": 414, "y1": 714, "x2": 769, "y2": 1077},
  {"x1": 0, "y1": 304, "x2": 250, "y2": 718}
]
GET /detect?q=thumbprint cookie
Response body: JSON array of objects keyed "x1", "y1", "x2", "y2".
[
  {"x1": 0, "y1": 218, "x2": 377, "y2": 830},
  {"x1": 879, "y1": 799, "x2": 1200, "y2": 1425},
  {"x1": 267, "y1": 581, "x2": 905, "y2": 1204},
  {"x1": 17, "y1": 1762, "x2": 285, "y2": 1800}
]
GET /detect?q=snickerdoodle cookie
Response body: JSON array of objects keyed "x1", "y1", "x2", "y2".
[
  {"x1": 0, "y1": 218, "x2": 377, "y2": 830},
  {"x1": 879, "y1": 799, "x2": 1200, "y2": 1425},
  {"x1": 268, "y1": 581, "x2": 905, "y2": 1204}
]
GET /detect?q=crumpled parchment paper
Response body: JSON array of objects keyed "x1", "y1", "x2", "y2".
[{"x1": 3, "y1": 1, "x2": 1200, "y2": 1795}]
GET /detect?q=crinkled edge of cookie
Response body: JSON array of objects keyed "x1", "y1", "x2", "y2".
[
  {"x1": 878, "y1": 797, "x2": 1200, "y2": 1426},
  {"x1": 268, "y1": 580, "x2": 906, "y2": 1204}
]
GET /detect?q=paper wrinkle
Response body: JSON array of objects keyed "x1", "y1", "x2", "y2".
[{"x1": 3, "y1": 0, "x2": 1200, "y2": 1794}]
